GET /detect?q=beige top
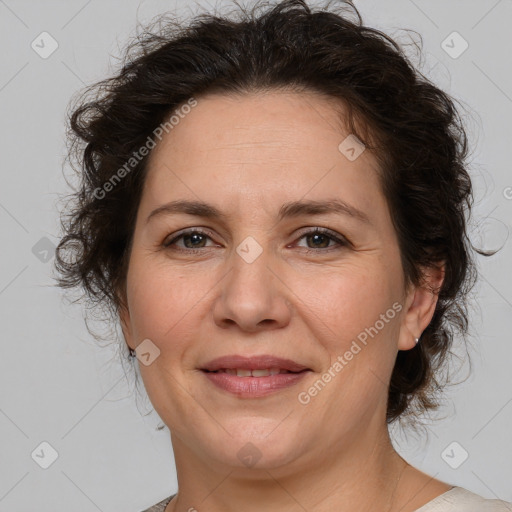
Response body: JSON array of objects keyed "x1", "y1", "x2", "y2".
[{"x1": 141, "y1": 487, "x2": 512, "y2": 511}]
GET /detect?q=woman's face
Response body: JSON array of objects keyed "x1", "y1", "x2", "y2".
[{"x1": 120, "y1": 90, "x2": 431, "y2": 471}]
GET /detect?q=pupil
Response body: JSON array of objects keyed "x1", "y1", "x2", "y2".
[
  {"x1": 309, "y1": 233, "x2": 328, "y2": 248},
  {"x1": 185, "y1": 233, "x2": 206, "y2": 248}
]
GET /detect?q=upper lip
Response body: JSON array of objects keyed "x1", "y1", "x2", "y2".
[{"x1": 201, "y1": 355, "x2": 311, "y2": 372}]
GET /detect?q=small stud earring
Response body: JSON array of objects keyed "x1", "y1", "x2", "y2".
[
  {"x1": 415, "y1": 337, "x2": 420, "y2": 345},
  {"x1": 129, "y1": 347, "x2": 136, "y2": 358}
]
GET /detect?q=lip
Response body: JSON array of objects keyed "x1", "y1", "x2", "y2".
[
  {"x1": 200, "y1": 354, "x2": 311, "y2": 372},
  {"x1": 202, "y1": 370, "x2": 311, "y2": 397},
  {"x1": 200, "y1": 354, "x2": 312, "y2": 398}
]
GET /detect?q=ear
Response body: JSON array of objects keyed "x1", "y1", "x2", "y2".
[
  {"x1": 117, "y1": 290, "x2": 135, "y2": 352},
  {"x1": 398, "y1": 262, "x2": 445, "y2": 351}
]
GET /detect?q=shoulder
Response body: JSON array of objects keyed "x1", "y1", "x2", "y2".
[
  {"x1": 140, "y1": 493, "x2": 176, "y2": 512},
  {"x1": 415, "y1": 486, "x2": 512, "y2": 512},
  {"x1": 138, "y1": 489, "x2": 512, "y2": 512}
]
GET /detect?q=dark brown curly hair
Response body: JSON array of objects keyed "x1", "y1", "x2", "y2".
[{"x1": 53, "y1": 0, "x2": 492, "y2": 425}]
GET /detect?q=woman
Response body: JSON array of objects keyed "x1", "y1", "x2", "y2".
[{"x1": 53, "y1": 0, "x2": 512, "y2": 510}]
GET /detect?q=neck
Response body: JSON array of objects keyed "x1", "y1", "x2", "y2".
[{"x1": 167, "y1": 412, "x2": 409, "y2": 512}]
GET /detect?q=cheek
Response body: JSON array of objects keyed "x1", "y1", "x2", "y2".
[
  {"x1": 296, "y1": 261, "x2": 399, "y2": 344},
  {"x1": 298, "y1": 265, "x2": 403, "y2": 403},
  {"x1": 297, "y1": 266, "x2": 402, "y2": 419},
  {"x1": 126, "y1": 262, "x2": 205, "y2": 351}
]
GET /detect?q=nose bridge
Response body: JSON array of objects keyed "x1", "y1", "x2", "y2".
[
  {"x1": 213, "y1": 234, "x2": 291, "y2": 331},
  {"x1": 228, "y1": 234, "x2": 274, "y2": 301}
]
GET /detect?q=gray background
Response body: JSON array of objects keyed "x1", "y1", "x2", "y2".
[{"x1": 0, "y1": 0, "x2": 511, "y2": 510}]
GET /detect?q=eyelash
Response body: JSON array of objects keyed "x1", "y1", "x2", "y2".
[{"x1": 162, "y1": 227, "x2": 348, "y2": 254}]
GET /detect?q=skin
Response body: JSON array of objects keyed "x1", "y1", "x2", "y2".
[{"x1": 119, "y1": 90, "x2": 451, "y2": 511}]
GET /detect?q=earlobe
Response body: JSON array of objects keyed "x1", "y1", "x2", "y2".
[{"x1": 397, "y1": 263, "x2": 445, "y2": 351}]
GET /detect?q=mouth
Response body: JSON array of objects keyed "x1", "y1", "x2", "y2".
[{"x1": 199, "y1": 355, "x2": 312, "y2": 397}]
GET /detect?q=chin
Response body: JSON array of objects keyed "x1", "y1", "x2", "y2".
[{"x1": 201, "y1": 422, "x2": 304, "y2": 471}]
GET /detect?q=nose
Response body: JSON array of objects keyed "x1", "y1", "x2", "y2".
[{"x1": 212, "y1": 245, "x2": 292, "y2": 333}]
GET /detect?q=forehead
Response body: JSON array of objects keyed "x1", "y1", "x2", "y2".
[
  {"x1": 149, "y1": 90, "x2": 354, "y2": 163},
  {"x1": 142, "y1": 90, "x2": 384, "y2": 222}
]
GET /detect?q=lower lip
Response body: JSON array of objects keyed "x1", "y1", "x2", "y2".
[{"x1": 202, "y1": 370, "x2": 310, "y2": 397}]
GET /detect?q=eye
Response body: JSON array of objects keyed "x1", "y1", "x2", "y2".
[
  {"x1": 293, "y1": 228, "x2": 348, "y2": 253},
  {"x1": 163, "y1": 227, "x2": 348, "y2": 254},
  {"x1": 163, "y1": 229, "x2": 216, "y2": 251}
]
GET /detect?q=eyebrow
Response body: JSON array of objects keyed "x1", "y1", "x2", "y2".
[{"x1": 145, "y1": 198, "x2": 371, "y2": 225}]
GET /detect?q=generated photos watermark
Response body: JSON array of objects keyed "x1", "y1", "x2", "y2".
[{"x1": 297, "y1": 301, "x2": 403, "y2": 405}]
